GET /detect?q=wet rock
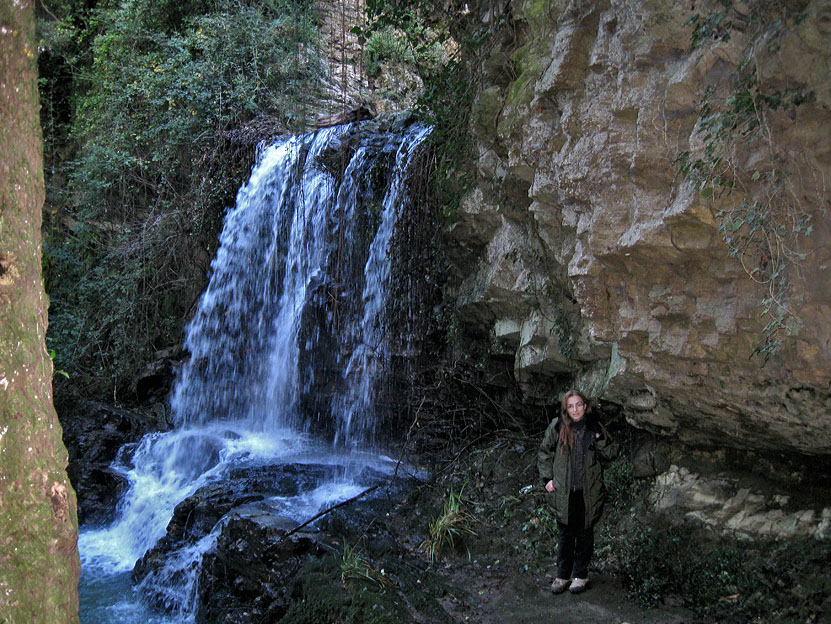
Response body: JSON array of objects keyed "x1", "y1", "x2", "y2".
[
  {"x1": 132, "y1": 462, "x2": 342, "y2": 586},
  {"x1": 130, "y1": 458, "x2": 439, "y2": 623},
  {"x1": 132, "y1": 346, "x2": 181, "y2": 402},
  {"x1": 318, "y1": 472, "x2": 420, "y2": 558},
  {"x1": 56, "y1": 394, "x2": 171, "y2": 525},
  {"x1": 196, "y1": 513, "x2": 337, "y2": 623},
  {"x1": 193, "y1": 473, "x2": 440, "y2": 624}
]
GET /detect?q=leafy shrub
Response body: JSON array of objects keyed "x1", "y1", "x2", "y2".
[
  {"x1": 602, "y1": 452, "x2": 637, "y2": 509},
  {"x1": 365, "y1": 28, "x2": 415, "y2": 78},
  {"x1": 38, "y1": 0, "x2": 323, "y2": 396},
  {"x1": 618, "y1": 523, "x2": 831, "y2": 622}
]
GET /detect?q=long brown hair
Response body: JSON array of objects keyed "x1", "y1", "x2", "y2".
[{"x1": 559, "y1": 389, "x2": 592, "y2": 450}]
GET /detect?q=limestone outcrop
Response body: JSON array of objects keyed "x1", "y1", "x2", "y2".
[
  {"x1": 451, "y1": 0, "x2": 831, "y2": 456},
  {"x1": 651, "y1": 464, "x2": 831, "y2": 540}
]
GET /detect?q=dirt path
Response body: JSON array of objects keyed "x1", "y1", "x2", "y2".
[{"x1": 438, "y1": 563, "x2": 696, "y2": 624}]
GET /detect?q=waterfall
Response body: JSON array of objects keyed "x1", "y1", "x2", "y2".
[
  {"x1": 78, "y1": 120, "x2": 430, "y2": 623},
  {"x1": 332, "y1": 123, "x2": 432, "y2": 449}
]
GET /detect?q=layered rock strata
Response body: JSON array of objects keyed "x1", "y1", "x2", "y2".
[
  {"x1": 651, "y1": 464, "x2": 831, "y2": 540},
  {"x1": 451, "y1": 0, "x2": 831, "y2": 457}
]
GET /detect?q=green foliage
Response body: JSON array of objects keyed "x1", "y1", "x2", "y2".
[
  {"x1": 687, "y1": 1, "x2": 809, "y2": 51},
  {"x1": 518, "y1": 499, "x2": 557, "y2": 553},
  {"x1": 551, "y1": 306, "x2": 576, "y2": 363},
  {"x1": 602, "y1": 453, "x2": 636, "y2": 509},
  {"x1": 678, "y1": 1, "x2": 818, "y2": 361},
  {"x1": 416, "y1": 54, "x2": 476, "y2": 226},
  {"x1": 38, "y1": 0, "x2": 323, "y2": 396},
  {"x1": 422, "y1": 487, "x2": 477, "y2": 562},
  {"x1": 364, "y1": 26, "x2": 445, "y2": 81},
  {"x1": 68, "y1": 0, "x2": 321, "y2": 221},
  {"x1": 619, "y1": 520, "x2": 686, "y2": 606},
  {"x1": 615, "y1": 519, "x2": 830, "y2": 622},
  {"x1": 686, "y1": 0, "x2": 735, "y2": 49},
  {"x1": 365, "y1": 29, "x2": 409, "y2": 78},
  {"x1": 42, "y1": 226, "x2": 180, "y2": 391},
  {"x1": 48, "y1": 349, "x2": 70, "y2": 380},
  {"x1": 596, "y1": 453, "x2": 829, "y2": 623}
]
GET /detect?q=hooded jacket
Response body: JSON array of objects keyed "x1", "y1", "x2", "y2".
[{"x1": 537, "y1": 416, "x2": 618, "y2": 528}]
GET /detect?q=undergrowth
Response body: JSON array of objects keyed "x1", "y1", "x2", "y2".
[
  {"x1": 597, "y1": 452, "x2": 830, "y2": 623},
  {"x1": 340, "y1": 542, "x2": 391, "y2": 589},
  {"x1": 421, "y1": 487, "x2": 477, "y2": 562}
]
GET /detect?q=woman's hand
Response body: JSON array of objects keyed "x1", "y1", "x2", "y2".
[{"x1": 545, "y1": 480, "x2": 555, "y2": 493}]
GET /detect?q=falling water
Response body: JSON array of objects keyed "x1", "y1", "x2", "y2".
[{"x1": 78, "y1": 120, "x2": 430, "y2": 623}]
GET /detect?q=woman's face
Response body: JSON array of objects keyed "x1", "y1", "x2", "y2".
[{"x1": 566, "y1": 395, "x2": 586, "y2": 422}]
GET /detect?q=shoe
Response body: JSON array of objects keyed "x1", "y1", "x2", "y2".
[
  {"x1": 550, "y1": 578, "x2": 570, "y2": 594},
  {"x1": 569, "y1": 577, "x2": 588, "y2": 593}
]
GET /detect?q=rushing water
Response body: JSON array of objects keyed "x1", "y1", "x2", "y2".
[{"x1": 78, "y1": 121, "x2": 430, "y2": 623}]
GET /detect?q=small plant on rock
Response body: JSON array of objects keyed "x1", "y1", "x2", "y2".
[
  {"x1": 518, "y1": 502, "x2": 557, "y2": 555},
  {"x1": 422, "y1": 487, "x2": 477, "y2": 562},
  {"x1": 340, "y1": 542, "x2": 390, "y2": 590}
]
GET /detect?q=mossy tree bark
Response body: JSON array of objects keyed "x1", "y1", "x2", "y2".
[{"x1": 0, "y1": 1, "x2": 80, "y2": 622}]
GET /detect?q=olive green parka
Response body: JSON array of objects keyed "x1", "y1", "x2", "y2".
[{"x1": 537, "y1": 416, "x2": 618, "y2": 528}]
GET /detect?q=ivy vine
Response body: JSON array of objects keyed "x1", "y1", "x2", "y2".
[{"x1": 677, "y1": 1, "x2": 818, "y2": 361}]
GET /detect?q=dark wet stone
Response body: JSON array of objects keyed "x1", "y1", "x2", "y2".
[
  {"x1": 131, "y1": 462, "x2": 341, "y2": 588},
  {"x1": 131, "y1": 458, "x2": 446, "y2": 623},
  {"x1": 192, "y1": 474, "x2": 448, "y2": 624},
  {"x1": 56, "y1": 394, "x2": 172, "y2": 525},
  {"x1": 196, "y1": 513, "x2": 337, "y2": 623}
]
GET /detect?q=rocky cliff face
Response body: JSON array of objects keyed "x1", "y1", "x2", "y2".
[{"x1": 451, "y1": 0, "x2": 831, "y2": 459}]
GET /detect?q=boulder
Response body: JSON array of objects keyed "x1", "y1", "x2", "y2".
[{"x1": 130, "y1": 459, "x2": 435, "y2": 622}]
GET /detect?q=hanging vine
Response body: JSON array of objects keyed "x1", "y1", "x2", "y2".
[{"x1": 676, "y1": 1, "x2": 821, "y2": 361}]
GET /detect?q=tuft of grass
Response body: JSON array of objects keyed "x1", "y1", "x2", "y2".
[
  {"x1": 422, "y1": 488, "x2": 477, "y2": 562},
  {"x1": 340, "y1": 542, "x2": 391, "y2": 589}
]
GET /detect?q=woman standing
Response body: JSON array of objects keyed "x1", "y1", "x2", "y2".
[{"x1": 537, "y1": 389, "x2": 618, "y2": 594}]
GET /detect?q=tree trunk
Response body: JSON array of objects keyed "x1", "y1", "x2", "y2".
[{"x1": 0, "y1": 1, "x2": 80, "y2": 622}]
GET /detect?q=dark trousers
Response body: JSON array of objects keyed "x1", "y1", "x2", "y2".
[{"x1": 556, "y1": 490, "x2": 594, "y2": 580}]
